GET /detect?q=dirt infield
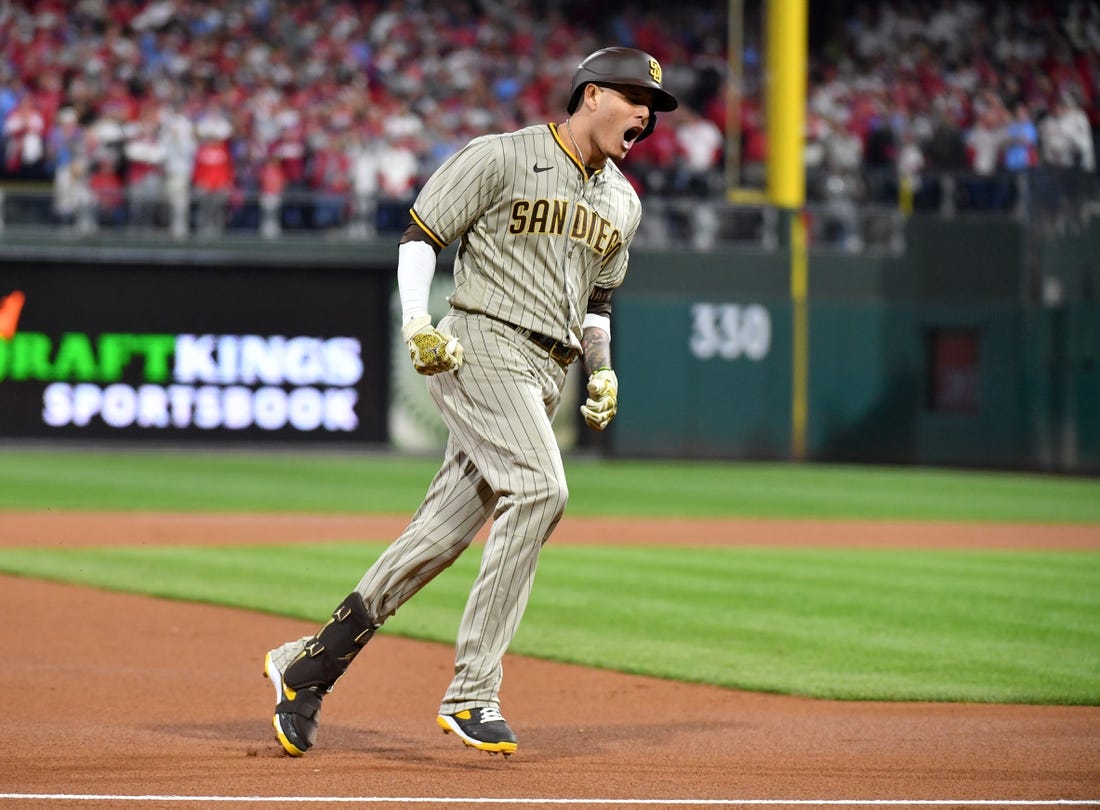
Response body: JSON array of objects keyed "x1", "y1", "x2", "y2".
[
  {"x1": 6, "y1": 510, "x2": 1100, "y2": 550},
  {"x1": 1, "y1": 511, "x2": 1098, "y2": 806}
]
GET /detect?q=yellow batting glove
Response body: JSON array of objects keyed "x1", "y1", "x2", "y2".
[
  {"x1": 580, "y1": 367, "x2": 618, "y2": 431},
  {"x1": 402, "y1": 314, "x2": 464, "y2": 375}
]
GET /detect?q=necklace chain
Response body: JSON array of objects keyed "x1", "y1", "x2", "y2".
[{"x1": 564, "y1": 119, "x2": 585, "y2": 167}]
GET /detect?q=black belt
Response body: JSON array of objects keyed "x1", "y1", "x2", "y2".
[{"x1": 460, "y1": 309, "x2": 580, "y2": 367}]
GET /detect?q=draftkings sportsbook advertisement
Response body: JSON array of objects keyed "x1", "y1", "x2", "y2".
[{"x1": 0, "y1": 258, "x2": 391, "y2": 444}]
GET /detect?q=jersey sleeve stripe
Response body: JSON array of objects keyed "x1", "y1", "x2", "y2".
[{"x1": 409, "y1": 208, "x2": 448, "y2": 250}]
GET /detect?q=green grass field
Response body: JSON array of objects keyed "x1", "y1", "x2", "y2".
[
  {"x1": 1, "y1": 447, "x2": 1098, "y2": 705},
  {"x1": 3, "y1": 447, "x2": 1099, "y2": 522}
]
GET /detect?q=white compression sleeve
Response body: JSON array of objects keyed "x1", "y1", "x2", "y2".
[
  {"x1": 397, "y1": 240, "x2": 438, "y2": 324},
  {"x1": 582, "y1": 312, "x2": 611, "y2": 340}
]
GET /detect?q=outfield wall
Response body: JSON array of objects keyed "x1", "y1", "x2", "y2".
[
  {"x1": 614, "y1": 217, "x2": 1098, "y2": 472},
  {"x1": 0, "y1": 215, "x2": 1096, "y2": 472}
]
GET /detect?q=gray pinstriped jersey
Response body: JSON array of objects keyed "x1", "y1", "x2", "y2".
[{"x1": 409, "y1": 123, "x2": 641, "y2": 347}]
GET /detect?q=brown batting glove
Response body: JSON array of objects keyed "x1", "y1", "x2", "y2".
[
  {"x1": 580, "y1": 367, "x2": 618, "y2": 430},
  {"x1": 402, "y1": 314, "x2": 464, "y2": 375}
]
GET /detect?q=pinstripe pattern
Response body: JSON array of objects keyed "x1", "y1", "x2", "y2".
[
  {"x1": 356, "y1": 313, "x2": 569, "y2": 711},
  {"x1": 353, "y1": 123, "x2": 641, "y2": 715},
  {"x1": 412, "y1": 123, "x2": 640, "y2": 345}
]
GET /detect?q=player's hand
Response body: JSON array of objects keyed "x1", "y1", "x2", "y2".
[
  {"x1": 580, "y1": 368, "x2": 618, "y2": 430},
  {"x1": 402, "y1": 314, "x2": 464, "y2": 375}
]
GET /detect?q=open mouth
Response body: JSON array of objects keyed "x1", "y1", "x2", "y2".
[{"x1": 623, "y1": 125, "x2": 644, "y2": 146}]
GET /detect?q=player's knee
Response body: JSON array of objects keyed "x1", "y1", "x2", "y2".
[{"x1": 534, "y1": 471, "x2": 569, "y2": 520}]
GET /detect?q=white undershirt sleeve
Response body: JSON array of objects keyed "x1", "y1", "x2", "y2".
[{"x1": 397, "y1": 240, "x2": 438, "y2": 324}]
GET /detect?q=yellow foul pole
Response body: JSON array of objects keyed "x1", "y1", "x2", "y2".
[{"x1": 765, "y1": 0, "x2": 808, "y2": 458}]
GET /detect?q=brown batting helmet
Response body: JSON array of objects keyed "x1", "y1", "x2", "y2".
[{"x1": 566, "y1": 47, "x2": 678, "y2": 141}]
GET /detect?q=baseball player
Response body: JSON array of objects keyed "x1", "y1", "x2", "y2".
[{"x1": 263, "y1": 46, "x2": 678, "y2": 758}]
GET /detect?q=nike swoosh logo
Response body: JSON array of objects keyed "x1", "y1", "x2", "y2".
[{"x1": 533, "y1": 164, "x2": 554, "y2": 173}]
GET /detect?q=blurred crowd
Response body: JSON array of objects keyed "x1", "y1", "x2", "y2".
[
  {"x1": 791, "y1": 0, "x2": 1099, "y2": 242},
  {"x1": 0, "y1": 0, "x2": 1097, "y2": 239}
]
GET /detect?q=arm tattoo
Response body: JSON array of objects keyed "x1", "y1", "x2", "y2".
[{"x1": 581, "y1": 326, "x2": 611, "y2": 375}]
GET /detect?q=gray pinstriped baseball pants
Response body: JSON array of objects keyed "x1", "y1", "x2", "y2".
[{"x1": 355, "y1": 309, "x2": 569, "y2": 714}]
